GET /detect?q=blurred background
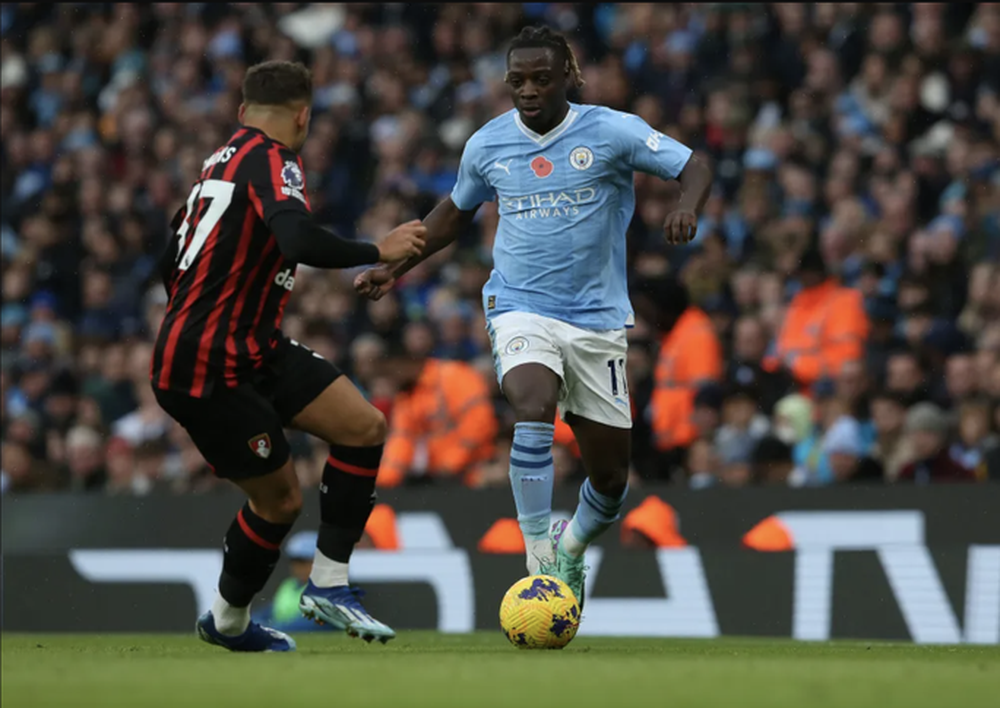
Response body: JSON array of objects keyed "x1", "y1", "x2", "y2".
[{"x1": 2, "y1": 2, "x2": 999, "y2": 498}]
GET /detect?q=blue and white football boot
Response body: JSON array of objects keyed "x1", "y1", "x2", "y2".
[
  {"x1": 299, "y1": 582, "x2": 396, "y2": 644},
  {"x1": 196, "y1": 611, "x2": 296, "y2": 652},
  {"x1": 551, "y1": 519, "x2": 587, "y2": 610}
]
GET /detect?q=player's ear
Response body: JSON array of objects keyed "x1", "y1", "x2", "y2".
[
  {"x1": 238, "y1": 103, "x2": 246, "y2": 123},
  {"x1": 297, "y1": 104, "x2": 310, "y2": 129}
]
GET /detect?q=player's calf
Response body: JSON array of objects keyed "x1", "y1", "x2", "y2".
[
  {"x1": 509, "y1": 421, "x2": 557, "y2": 575},
  {"x1": 300, "y1": 442, "x2": 396, "y2": 642},
  {"x1": 213, "y1": 499, "x2": 297, "y2": 637}
]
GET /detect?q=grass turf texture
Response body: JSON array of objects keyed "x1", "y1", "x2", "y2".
[{"x1": 3, "y1": 632, "x2": 999, "y2": 708}]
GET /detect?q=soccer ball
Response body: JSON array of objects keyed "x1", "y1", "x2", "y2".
[{"x1": 499, "y1": 575, "x2": 580, "y2": 649}]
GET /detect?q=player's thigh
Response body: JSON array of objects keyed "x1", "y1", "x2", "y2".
[
  {"x1": 153, "y1": 384, "x2": 292, "y2": 481},
  {"x1": 270, "y1": 337, "x2": 385, "y2": 447},
  {"x1": 559, "y1": 326, "x2": 632, "y2": 432},
  {"x1": 488, "y1": 311, "x2": 565, "y2": 420},
  {"x1": 289, "y1": 376, "x2": 387, "y2": 447}
]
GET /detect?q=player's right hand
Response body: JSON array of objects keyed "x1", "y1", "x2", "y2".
[
  {"x1": 377, "y1": 220, "x2": 427, "y2": 263},
  {"x1": 354, "y1": 266, "x2": 396, "y2": 301}
]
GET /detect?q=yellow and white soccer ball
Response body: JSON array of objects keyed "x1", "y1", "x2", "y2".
[{"x1": 499, "y1": 575, "x2": 580, "y2": 649}]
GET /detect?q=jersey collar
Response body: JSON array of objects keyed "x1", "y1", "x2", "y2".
[{"x1": 513, "y1": 107, "x2": 579, "y2": 146}]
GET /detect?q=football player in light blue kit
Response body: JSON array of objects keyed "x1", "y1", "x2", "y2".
[{"x1": 356, "y1": 26, "x2": 712, "y2": 608}]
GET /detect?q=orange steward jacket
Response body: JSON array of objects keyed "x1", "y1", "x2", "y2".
[
  {"x1": 378, "y1": 359, "x2": 498, "y2": 487},
  {"x1": 651, "y1": 307, "x2": 722, "y2": 451}
]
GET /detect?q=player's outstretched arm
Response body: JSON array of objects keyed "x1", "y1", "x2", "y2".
[
  {"x1": 269, "y1": 211, "x2": 425, "y2": 268},
  {"x1": 354, "y1": 197, "x2": 478, "y2": 300},
  {"x1": 663, "y1": 155, "x2": 713, "y2": 245}
]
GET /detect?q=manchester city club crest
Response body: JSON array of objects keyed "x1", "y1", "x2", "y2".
[
  {"x1": 570, "y1": 146, "x2": 594, "y2": 171},
  {"x1": 281, "y1": 160, "x2": 304, "y2": 189},
  {"x1": 505, "y1": 336, "x2": 529, "y2": 355}
]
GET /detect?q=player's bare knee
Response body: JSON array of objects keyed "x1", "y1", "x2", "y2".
[
  {"x1": 251, "y1": 483, "x2": 302, "y2": 524},
  {"x1": 511, "y1": 399, "x2": 557, "y2": 424},
  {"x1": 590, "y1": 465, "x2": 629, "y2": 499},
  {"x1": 354, "y1": 407, "x2": 387, "y2": 447},
  {"x1": 268, "y1": 486, "x2": 303, "y2": 524}
]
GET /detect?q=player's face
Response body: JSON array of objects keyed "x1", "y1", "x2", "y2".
[{"x1": 506, "y1": 47, "x2": 569, "y2": 133}]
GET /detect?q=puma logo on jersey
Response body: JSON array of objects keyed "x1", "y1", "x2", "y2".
[
  {"x1": 494, "y1": 159, "x2": 513, "y2": 175},
  {"x1": 274, "y1": 268, "x2": 296, "y2": 291}
]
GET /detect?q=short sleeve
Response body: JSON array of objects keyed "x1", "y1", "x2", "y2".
[
  {"x1": 608, "y1": 111, "x2": 693, "y2": 180},
  {"x1": 449, "y1": 137, "x2": 493, "y2": 211},
  {"x1": 247, "y1": 143, "x2": 311, "y2": 224}
]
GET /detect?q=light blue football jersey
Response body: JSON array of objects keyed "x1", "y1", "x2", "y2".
[{"x1": 450, "y1": 103, "x2": 693, "y2": 331}]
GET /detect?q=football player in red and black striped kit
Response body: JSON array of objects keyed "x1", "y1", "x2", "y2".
[{"x1": 152, "y1": 61, "x2": 425, "y2": 651}]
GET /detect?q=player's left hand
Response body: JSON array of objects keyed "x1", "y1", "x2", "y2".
[{"x1": 663, "y1": 210, "x2": 698, "y2": 245}]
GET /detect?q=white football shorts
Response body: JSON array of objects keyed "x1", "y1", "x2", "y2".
[{"x1": 486, "y1": 310, "x2": 631, "y2": 429}]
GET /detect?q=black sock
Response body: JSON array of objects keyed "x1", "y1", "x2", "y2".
[
  {"x1": 317, "y1": 444, "x2": 383, "y2": 563},
  {"x1": 218, "y1": 503, "x2": 293, "y2": 607}
]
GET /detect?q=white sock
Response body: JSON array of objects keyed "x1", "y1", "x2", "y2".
[
  {"x1": 212, "y1": 592, "x2": 250, "y2": 636},
  {"x1": 560, "y1": 522, "x2": 589, "y2": 558},
  {"x1": 310, "y1": 549, "x2": 349, "y2": 587},
  {"x1": 526, "y1": 537, "x2": 555, "y2": 575}
]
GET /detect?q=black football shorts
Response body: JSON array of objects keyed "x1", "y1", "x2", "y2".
[{"x1": 154, "y1": 337, "x2": 342, "y2": 479}]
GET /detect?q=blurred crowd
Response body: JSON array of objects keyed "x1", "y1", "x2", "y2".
[{"x1": 2, "y1": 3, "x2": 999, "y2": 496}]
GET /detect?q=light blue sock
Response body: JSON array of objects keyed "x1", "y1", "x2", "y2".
[
  {"x1": 564, "y1": 478, "x2": 629, "y2": 557},
  {"x1": 509, "y1": 422, "x2": 555, "y2": 559}
]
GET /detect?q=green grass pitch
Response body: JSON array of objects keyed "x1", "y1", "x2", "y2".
[{"x1": 3, "y1": 632, "x2": 999, "y2": 708}]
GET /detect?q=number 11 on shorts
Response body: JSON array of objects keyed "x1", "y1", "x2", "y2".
[{"x1": 607, "y1": 358, "x2": 628, "y2": 397}]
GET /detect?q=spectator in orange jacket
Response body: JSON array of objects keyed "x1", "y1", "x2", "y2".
[
  {"x1": 773, "y1": 247, "x2": 869, "y2": 389},
  {"x1": 633, "y1": 276, "x2": 723, "y2": 473},
  {"x1": 378, "y1": 345, "x2": 498, "y2": 487}
]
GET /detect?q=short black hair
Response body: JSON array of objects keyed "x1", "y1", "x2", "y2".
[
  {"x1": 242, "y1": 61, "x2": 313, "y2": 107},
  {"x1": 507, "y1": 25, "x2": 585, "y2": 89}
]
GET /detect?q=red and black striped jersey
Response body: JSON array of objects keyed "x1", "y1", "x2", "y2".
[{"x1": 151, "y1": 127, "x2": 311, "y2": 398}]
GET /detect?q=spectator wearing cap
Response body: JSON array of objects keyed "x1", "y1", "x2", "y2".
[
  {"x1": 634, "y1": 276, "x2": 723, "y2": 473},
  {"x1": 772, "y1": 246, "x2": 870, "y2": 390},
  {"x1": 897, "y1": 403, "x2": 976, "y2": 483},
  {"x1": 868, "y1": 389, "x2": 917, "y2": 481}
]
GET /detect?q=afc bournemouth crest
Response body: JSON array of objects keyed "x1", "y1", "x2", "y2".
[{"x1": 249, "y1": 433, "x2": 272, "y2": 459}]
